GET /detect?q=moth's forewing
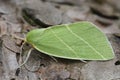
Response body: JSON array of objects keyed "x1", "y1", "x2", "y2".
[{"x1": 26, "y1": 22, "x2": 114, "y2": 60}]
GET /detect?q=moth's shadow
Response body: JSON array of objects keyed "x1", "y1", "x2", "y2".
[
  {"x1": 31, "y1": 49, "x2": 88, "y2": 66},
  {"x1": 22, "y1": 47, "x2": 89, "y2": 72}
]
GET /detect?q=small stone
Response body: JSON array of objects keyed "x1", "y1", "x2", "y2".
[
  {"x1": 22, "y1": 0, "x2": 62, "y2": 26},
  {"x1": 59, "y1": 70, "x2": 70, "y2": 79}
]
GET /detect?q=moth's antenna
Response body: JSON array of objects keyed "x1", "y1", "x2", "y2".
[
  {"x1": 19, "y1": 48, "x2": 33, "y2": 67},
  {"x1": 12, "y1": 34, "x2": 25, "y2": 41}
]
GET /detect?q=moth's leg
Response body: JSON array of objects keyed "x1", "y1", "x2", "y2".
[
  {"x1": 18, "y1": 41, "x2": 26, "y2": 66},
  {"x1": 50, "y1": 56, "x2": 58, "y2": 62},
  {"x1": 11, "y1": 34, "x2": 28, "y2": 66},
  {"x1": 80, "y1": 59, "x2": 87, "y2": 63},
  {"x1": 11, "y1": 34, "x2": 25, "y2": 65}
]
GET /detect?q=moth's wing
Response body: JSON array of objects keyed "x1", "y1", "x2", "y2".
[{"x1": 26, "y1": 22, "x2": 114, "y2": 60}]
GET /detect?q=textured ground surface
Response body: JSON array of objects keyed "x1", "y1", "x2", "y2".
[{"x1": 0, "y1": 0, "x2": 120, "y2": 80}]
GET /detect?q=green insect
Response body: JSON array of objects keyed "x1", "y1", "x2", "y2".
[{"x1": 24, "y1": 21, "x2": 114, "y2": 61}]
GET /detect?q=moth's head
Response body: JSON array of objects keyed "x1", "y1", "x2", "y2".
[{"x1": 25, "y1": 29, "x2": 45, "y2": 44}]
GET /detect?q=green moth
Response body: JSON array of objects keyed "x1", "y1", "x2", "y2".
[{"x1": 25, "y1": 21, "x2": 114, "y2": 60}]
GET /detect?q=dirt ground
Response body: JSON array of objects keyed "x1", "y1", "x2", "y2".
[{"x1": 0, "y1": 0, "x2": 120, "y2": 80}]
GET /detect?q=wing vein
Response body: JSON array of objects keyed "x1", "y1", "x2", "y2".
[
  {"x1": 51, "y1": 29, "x2": 78, "y2": 58},
  {"x1": 65, "y1": 24, "x2": 106, "y2": 60}
]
